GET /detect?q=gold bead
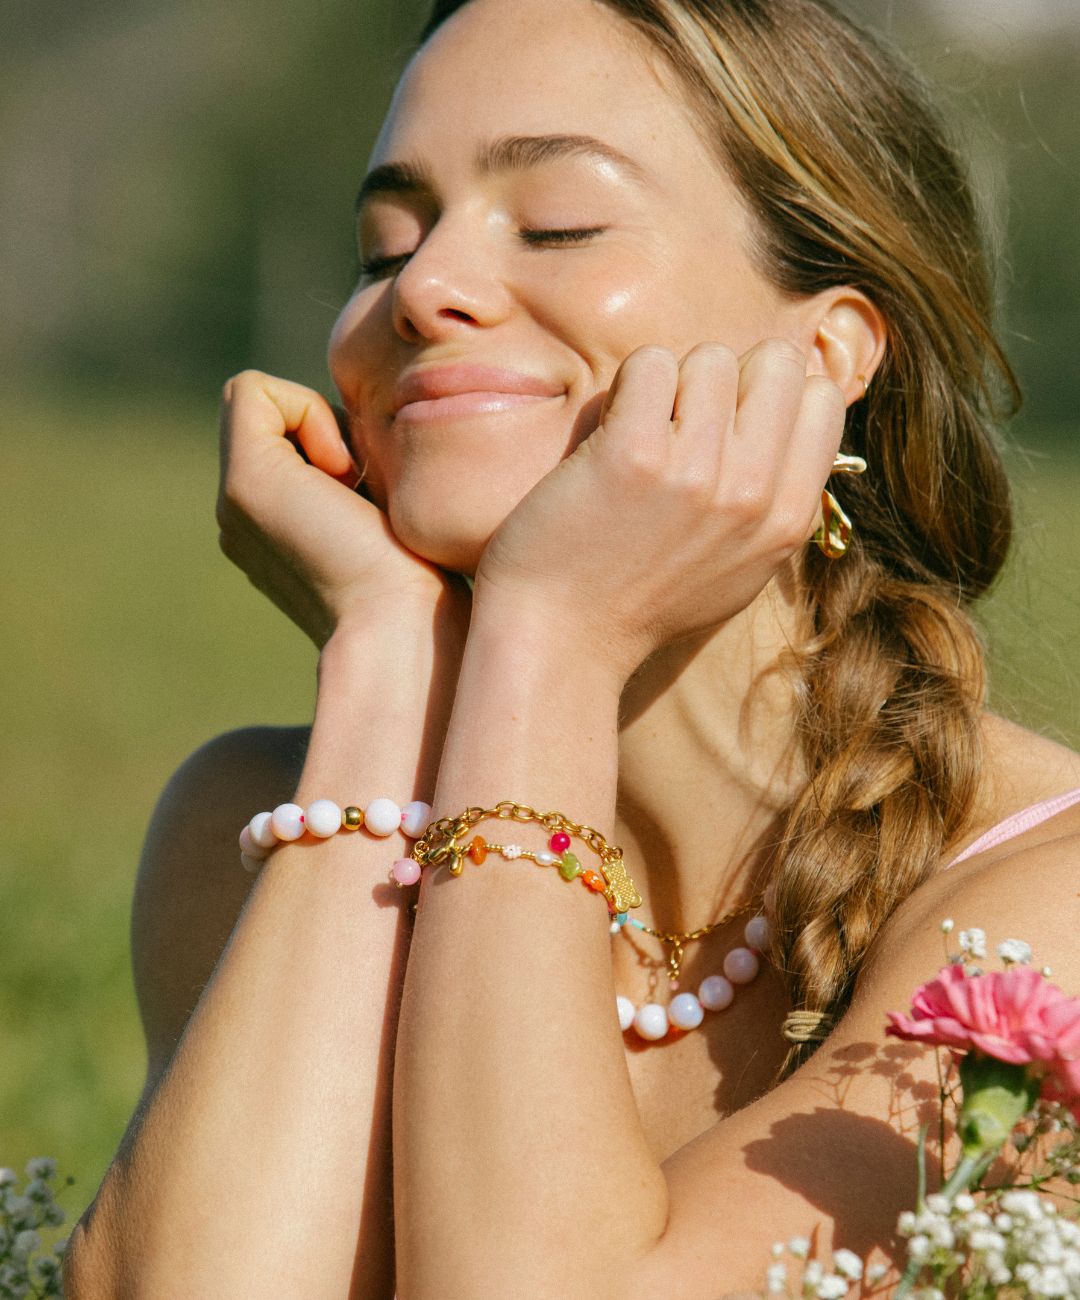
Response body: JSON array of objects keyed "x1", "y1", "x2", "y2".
[{"x1": 343, "y1": 806, "x2": 363, "y2": 830}]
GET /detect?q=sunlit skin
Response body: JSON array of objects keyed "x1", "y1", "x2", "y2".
[
  {"x1": 196, "y1": 0, "x2": 1080, "y2": 1292},
  {"x1": 325, "y1": 0, "x2": 884, "y2": 962},
  {"x1": 329, "y1": 0, "x2": 866, "y2": 574}
]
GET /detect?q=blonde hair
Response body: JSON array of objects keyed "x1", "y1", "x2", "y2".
[{"x1": 421, "y1": 0, "x2": 1019, "y2": 1069}]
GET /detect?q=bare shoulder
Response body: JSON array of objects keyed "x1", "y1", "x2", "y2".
[{"x1": 130, "y1": 725, "x2": 310, "y2": 1091}]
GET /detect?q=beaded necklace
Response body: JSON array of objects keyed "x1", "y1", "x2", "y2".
[{"x1": 610, "y1": 906, "x2": 771, "y2": 1042}]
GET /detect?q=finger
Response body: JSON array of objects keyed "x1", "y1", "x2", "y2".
[
  {"x1": 781, "y1": 374, "x2": 848, "y2": 542},
  {"x1": 597, "y1": 346, "x2": 679, "y2": 458},
  {"x1": 723, "y1": 339, "x2": 810, "y2": 493},
  {"x1": 669, "y1": 342, "x2": 739, "y2": 480},
  {"x1": 222, "y1": 372, "x2": 356, "y2": 481}
]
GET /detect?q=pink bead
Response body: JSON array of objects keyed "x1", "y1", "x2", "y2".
[
  {"x1": 238, "y1": 825, "x2": 270, "y2": 861},
  {"x1": 549, "y1": 832, "x2": 571, "y2": 853},
  {"x1": 248, "y1": 812, "x2": 277, "y2": 850},
  {"x1": 744, "y1": 914, "x2": 771, "y2": 950},
  {"x1": 723, "y1": 946, "x2": 760, "y2": 985},
  {"x1": 391, "y1": 858, "x2": 422, "y2": 887},
  {"x1": 698, "y1": 974, "x2": 735, "y2": 1011}
]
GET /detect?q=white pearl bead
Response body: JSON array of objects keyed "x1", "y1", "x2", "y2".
[
  {"x1": 239, "y1": 851, "x2": 263, "y2": 874},
  {"x1": 610, "y1": 921, "x2": 621, "y2": 935},
  {"x1": 363, "y1": 798, "x2": 401, "y2": 837},
  {"x1": 668, "y1": 993, "x2": 704, "y2": 1030},
  {"x1": 400, "y1": 801, "x2": 432, "y2": 838},
  {"x1": 304, "y1": 799, "x2": 342, "y2": 838},
  {"x1": 536, "y1": 850, "x2": 560, "y2": 866},
  {"x1": 744, "y1": 914, "x2": 771, "y2": 950},
  {"x1": 633, "y1": 1003, "x2": 669, "y2": 1041},
  {"x1": 723, "y1": 947, "x2": 760, "y2": 985},
  {"x1": 270, "y1": 803, "x2": 305, "y2": 841},
  {"x1": 238, "y1": 826, "x2": 270, "y2": 861},
  {"x1": 698, "y1": 974, "x2": 735, "y2": 1011},
  {"x1": 616, "y1": 996, "x2": 636, "y2": 1032},
  {"x1": 248, "y1": 812, "x2": 277, "y2": 850}
]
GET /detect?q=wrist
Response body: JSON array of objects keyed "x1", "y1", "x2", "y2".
[{"x1": 469, "y1": 573, "x2": 637, "y2": 694}]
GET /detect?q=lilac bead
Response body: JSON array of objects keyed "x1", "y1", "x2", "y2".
[
  {"x1": 632, "y1": 1003, "x2": 669, "y2": 1041},
  {"x1": 391, "y1": 858, "x2": 422, "y2": 887},
  {"x1": 668, "y1": 993, "x2": 705, "y2": 1031},
  {"x1": 364, "y1": 798, "x2": 402, "y2": 837},
  {"x1": 744, "y1": 914, "x2": 771, "y2": 950},
  {"x1": 616, "y1": 996, "x2": 636, "y2": 1032},
  {"x1": 400, "y1": 801, "x2": 432, "y2": 839},
  {"x1": 723, "y1": 946, "x2": 760, "y2": 985},
  {"x1": 698, "y1": 974, "x2": 735, "y2": 1011},
  {"x1": 238, "y1": 825, "x2": 270, "y2": 861},
  {"x1": 248, "y1": 812, "x2": 277, "y2": 850},
  {"x1": 270, "y1": 802, "x2": 305, "y2": 841}
]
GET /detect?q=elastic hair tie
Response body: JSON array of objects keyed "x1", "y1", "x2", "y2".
[{"x1": 781, "y1": 1009, "x2": 834, "y2": 1044}]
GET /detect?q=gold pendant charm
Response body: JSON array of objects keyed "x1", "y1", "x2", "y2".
[{"x1": 603, "y1": 853, "x2": 642, "y2": 913}]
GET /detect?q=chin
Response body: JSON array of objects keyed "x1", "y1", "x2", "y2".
[{"x1": 386, "y1": 489, "x2": 502, "y2": 577}]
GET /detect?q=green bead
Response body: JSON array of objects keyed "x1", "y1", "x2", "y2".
[{"x1": 558, "y1": 852, "x2": 582, "y2": 881}]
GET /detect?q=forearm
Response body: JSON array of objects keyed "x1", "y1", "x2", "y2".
[
  {"x1": 393, "y1": 588, "x2": 668, "y2": 1299},
  {"x1": 73, "y1": 605, "x2": 467, "y2": 1299}
]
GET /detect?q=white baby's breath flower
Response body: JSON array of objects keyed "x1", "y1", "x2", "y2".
[
  {"x1": 924, "y1": 1193, "x2": 950, "y2": 1215},
  {"x1": 0, "y1": 1168, "x2": 17, "y2": 1188},
  {"x1": 832, "y1": 1249, "x2": 862, "y2": 1280},
  {"x1": 11, "y1": 1229, "x2": 42, "y2": 1260},
  {"x1": 814, "y1": 1277, "x2": 848, "y2": 1300},
  {"x1": 24, "y1": 1158, "x2": 56, "y2": 1181},
  {"x1": 959, "y1": 927, "x2": 987, "y2": 958},
  {"x1": 771, "y1": 1241, "x2": 785, "y2": 1258},
  {"x1": 41, "y1": 1201, "x2": 65, "y2": 1227},
  {"x1": 952, "y1": 1192, "x2": 976, "y2": 1213},
  {"x1": 803, "y1": 1259, "x2": 824, "y2": 1285},
  {"x1": 765, "y1": 1260, "x2": 787, "y2": 1294},
  {"x1": 997, "y1": 938, "x2": 1034, "y2": 965},
  {"x1": 865, "y1": 1262, "x2": 888, "y2": 1284},
  {"x1": 969, "y1": 1228, "x2": 1007, "y2": 1253},
  {"x1": 906, "y1": 1233, "x2": 931, "y2": 1263},
  {"x1": 940, "y1": 918, "x2": 955, "y2": 934},
  {"x1": 788, "y1": 1236, "x2": 810, "y2": 1258}
]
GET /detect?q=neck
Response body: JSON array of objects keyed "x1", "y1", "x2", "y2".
[{"x1": 613, "y1": 577, "x2": 808, "y2": 937}]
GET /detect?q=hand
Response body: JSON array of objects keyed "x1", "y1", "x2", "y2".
[
  {"x1": 217, "y1": 371, "x2": 470, "y2": 647},
  {"x1": 472, "y1": 339, "x2": 846, "y2": 682}
]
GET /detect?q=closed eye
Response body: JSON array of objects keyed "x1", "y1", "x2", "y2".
[{"x1": 358, "y1": 226, "x2": 608, "y2": 282}]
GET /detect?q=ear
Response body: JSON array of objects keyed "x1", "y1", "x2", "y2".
[{"x1": 799, "y1": 288, "x2": 887, "y2": 408}]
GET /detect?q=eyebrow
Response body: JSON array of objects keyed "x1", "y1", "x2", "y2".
[{"x1": 354, "y1": 133, "x2": 651, "y2": 213}]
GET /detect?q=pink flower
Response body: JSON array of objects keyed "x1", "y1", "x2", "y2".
[
  {"x1": 886, "y1": 964, "x2": 1080, "y2": 1115},
  {"x1": 887, "y1": 964, "x2": 1058, "y2": 1062}
]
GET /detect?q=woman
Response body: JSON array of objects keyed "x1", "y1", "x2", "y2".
[{"x1": 65, "y1": 0, "x2": 1080, "y2": 1294}]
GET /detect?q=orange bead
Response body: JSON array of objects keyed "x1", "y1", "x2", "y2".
[
  {"x1": 581, "y1": 870, "x2": 605, "y2": 892},
  {"x1": 468, "y1": 836, "x2": 488, "y2": 864}
]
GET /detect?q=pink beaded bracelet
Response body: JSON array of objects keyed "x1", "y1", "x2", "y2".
[{"x1": 238, "y1": 798, "x2": 432, "y2": 872}]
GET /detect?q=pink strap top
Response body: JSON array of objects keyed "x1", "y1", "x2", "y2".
[{"x1": 946, "y1": 787, "x2": 1080, "y2": 869}]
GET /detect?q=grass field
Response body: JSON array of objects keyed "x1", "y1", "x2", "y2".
[{"x1": 2, "y1": 392, "x2": 1078, "y2": 1230}]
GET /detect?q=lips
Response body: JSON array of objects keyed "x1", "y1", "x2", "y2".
[{"x1": 392, "y1": 364, "x2": 565, "y2": 421}]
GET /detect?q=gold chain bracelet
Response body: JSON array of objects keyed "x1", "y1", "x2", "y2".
[{"x1": 411, "y1": 801, "x2": 642, "y2": 914}]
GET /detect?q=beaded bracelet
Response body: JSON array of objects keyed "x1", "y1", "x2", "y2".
[
  {"x1": 407, "y1": 801, "x2": 642, "y2": 914},
  {"x1": 238, "y1": 797, "x2": 432, "y2": 872}
]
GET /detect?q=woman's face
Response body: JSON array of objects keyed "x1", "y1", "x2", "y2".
[{"x1": 329, "y1": 0, "x2": 811, "y2": 575}]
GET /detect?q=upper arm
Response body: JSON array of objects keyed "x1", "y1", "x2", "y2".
[
  {"x1": 127, "y1": 726, "x2": 307, "y2": 1105},
  {"x1": 633, "y1": 826, "x2": 1080, "y2": 1297}
]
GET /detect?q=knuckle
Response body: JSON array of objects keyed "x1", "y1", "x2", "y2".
[
  {"x1": 683, "y1": 340, "x2": 738, "y2": 372},
  {"x1": 755, "y1": 337, "x2": 807, "y2": 370}
]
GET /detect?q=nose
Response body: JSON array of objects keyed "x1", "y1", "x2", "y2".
[{"x1": 391, "y1": 216, "x2": 513, "y2": 343}]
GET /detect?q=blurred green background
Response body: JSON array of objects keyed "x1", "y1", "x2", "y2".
[{"x1": 2, "y1": 0, "x2": 1078, "y2": 1232}]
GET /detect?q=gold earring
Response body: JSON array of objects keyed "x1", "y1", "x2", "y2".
[
  {"x1": 812, "y1": 452, "x2": 867, "y2": 559},
  {"x1": 857, "y1": 373, "x2": 869, "y2": 399}
]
